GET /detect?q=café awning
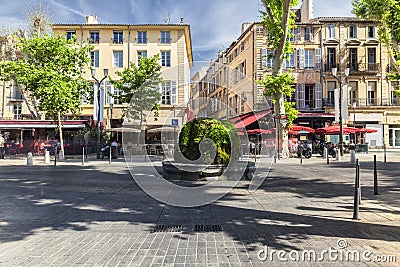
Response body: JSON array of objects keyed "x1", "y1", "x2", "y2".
[
  {"x1": 230, "y1": 109, "x2": 273, "y2": 128},
  {"x1": 0, "y1": 120, "x2": 87, "y2": 129}
]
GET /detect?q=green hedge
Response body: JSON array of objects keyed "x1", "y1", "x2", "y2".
[{"x1": 175, "y1": 118, "x2": 240, "y2": 165}]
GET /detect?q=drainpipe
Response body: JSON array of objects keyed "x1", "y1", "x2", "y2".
[
  {"x1": 319, "y1": 24, "x2": 323, "y2": 111},
  {"x1": 80, "y1": 25, "x2": 83, "y2": 47},
  {"x1": 252, "y1": 25, "x2": 255, "y2": 111},
  {"x1": 380, "y1": 41, "x2": 383, "y2": 103},
  {"x1": 2, "y1": 80, "x2": 5, "y2": 119},
  {"x1": 128, "y1": 25, "x2": 131, "y2": 69}
]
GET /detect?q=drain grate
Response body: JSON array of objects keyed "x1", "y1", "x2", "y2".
[
  {"x1": 194, "y1": 224, "x2": 222, "y2": 232},
  {"x1": 151, "y1": 224, "x2": 184, "y2": 233}
]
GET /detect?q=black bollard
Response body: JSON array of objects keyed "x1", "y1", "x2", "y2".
[
  {"x1": 300, "y1": 147, "x2": 303, "y2": 164},
  {"x1": 109, "y1": 146, "x2": 112, "y2": 164},
  {"x1": 54, "y1": 146, "x2": 57, "y2": 166},
  {"x1": 326, "y1": 148, "x2": 330, "y2": 165},
  {"x1": 374, "y1": 155, "x2": 379, "y2": 195},
  {"x1": 384, "y1": 144, "x2": 387, "y2": 163},
  {"x1": 353, "y1": 159, "x2": 360, "y2": 220}
]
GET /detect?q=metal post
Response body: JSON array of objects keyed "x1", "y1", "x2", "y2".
[
  {"x1": 326, "y1": 148, "x2": 329, "y2": 164},
  {"x1": 374, "y1": 155, "x2": 378, "y2": 195},
  {"x1": 339, "y1": 81, "x2": 344, "y2": 157},
  {"x1": 109, "y1": 145, "x2": 112, "y2": 164},
  {"x1": 92, "y1": 69, "x2": 109, "y2": 159},
  {"x1": 82, "y1": 147, "x2": 85, "y2": 165},
  {"x1": 54, "y1": 146, "x2": 57, "y2": 166},
  {"x1": 353, "y1": 159, "x2": 360, "y2": 220},
  {"x1": 300, "y1": 146, "x2": 303, "y2": 164},
  {"x1": 383, "y1": 143, "x2": 387, "y2": 163}
]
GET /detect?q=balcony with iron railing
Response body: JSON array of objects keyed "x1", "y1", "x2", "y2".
[
  {"x1": 323, "y1": 98, "x2": 400, "y2": 107},
  {"x1": 324, "y1": 63, "x2": 340, "y2": 72},
  {"x1": 347, "y1": 63, "x2": 381, "y2": 73}
]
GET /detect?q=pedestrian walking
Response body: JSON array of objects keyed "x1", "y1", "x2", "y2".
[{"x1": 0, "y1": 133, "x2": 5, "y2": 159}]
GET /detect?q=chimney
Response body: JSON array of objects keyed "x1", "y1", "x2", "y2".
[
  {"x1": 241, "y1": 22, "x2": 251, "y2": 34},
  {"x1": 86, "y1": 15, "x2": 99, "y2": 24},
  {"x1": 180, "y1": 18, "x2": 184, "y2": 24},
  {"x1": 300, "y1": 0, "x2": 313, "y2": 23}
]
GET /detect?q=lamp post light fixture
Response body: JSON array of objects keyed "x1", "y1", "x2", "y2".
[
  {"x1": 332, "y1": 67, "x2": 350, "y2": 157},
  {"x1": 91, "y1": 68, "x2": 109, "y2": 159}
]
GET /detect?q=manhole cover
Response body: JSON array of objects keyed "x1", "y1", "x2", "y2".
[
  {"x1": 151, "y1": 224, "x2": 184, "y2": 233},
  {"x1": 194, "y1": 224, "x2": 222, "y2": 232}
]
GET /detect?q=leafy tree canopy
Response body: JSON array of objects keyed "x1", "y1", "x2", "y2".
[
  {"x1": 258, "y1": 0, "x2": 299, "y2": 126},
  {"x1": 110, "y1": 55, "x2": 163, "y2": 124},
  {"x1": 0, "y1": 33, "x2": 92, "y2": 119},
  {"x1": 352, "y1": 0, "x2": 400, "y2": 81}
]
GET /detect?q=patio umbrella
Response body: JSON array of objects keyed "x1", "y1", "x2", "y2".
[
  {"x1": 246, "y1": 129, "x2": 272, "y2": 135},
  {"x1": 356, "y1": 128, "x2": 378, "y2": 133},
  {"x1": 289, "y1": 125, "x2": 315, "y2": 133},
  {"x1": 315, "y1": 125, "x2": 358, "y2": 135},
  {"x1": 288, "y1": 130, "x2": 301, "y2": 135}
]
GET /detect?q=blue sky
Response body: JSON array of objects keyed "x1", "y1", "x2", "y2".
[{"x1": 0, "y1": 0, "x2": 353, "y2": 62}]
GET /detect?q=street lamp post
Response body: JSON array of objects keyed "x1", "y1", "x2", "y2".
[
  {"x1": 91, "y1": 68, "x2": 109, "y2": 159},
  {"x1": 332, "y1": 67, "x2": 349, "y2": 157}
]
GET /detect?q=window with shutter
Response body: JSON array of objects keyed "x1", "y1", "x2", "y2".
[
  {"x1": 261, "y1": 48, "x2": 267, "y2": 69},
  {"x1": 267, "y1": 49, "x2": 274, "y2": 68},
  {"x1": 296, "y1": 27, "x2": 301, "y2": 41},
  {"x1": 305, "y1": 27, "x2": 314, "y2": 41}
]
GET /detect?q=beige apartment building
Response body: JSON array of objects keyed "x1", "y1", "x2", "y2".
[
  {"x1": 52, "y1": 15, "x2": 193, "y2": 133},
  {"x1": 191, "y1": 2, "x2": 400, "y2": 147}
]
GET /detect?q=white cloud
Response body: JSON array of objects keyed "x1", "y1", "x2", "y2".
[
  {"x1": 48, "y1": 0, "x2": 86, "y2": 18},
  {"x1": 0, "y1": 16, "x2": 26, "y2": 33}
]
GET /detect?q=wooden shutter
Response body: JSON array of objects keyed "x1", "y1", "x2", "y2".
[
  {"x1": 299, "y1": 48, "x2": 305, "y2": 69},
  {"x1": 315, "y1": 83, "x2": 322, "y2": 108},
  {"x1": 171, "y1": 81, "x2": 177, "y2": 105},
  {"x1": 310, "y1": 28, "x2": 314, "y2": 41},
  {"x1": 296, "y1": 83, "x2": 305, "y2": 108},
  {"x1": 315, "y1": 48, "x2": 321, "y2": 69}
]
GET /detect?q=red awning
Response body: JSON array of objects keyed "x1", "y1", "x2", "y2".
[
  {"x1": 231, "y1": 109, "x2": 272, "y2": 128},
  {"x1": 298, "y1": 113, "x2": 335, "y2": 118},
  {"x1": 0, "y1": 120, "x2": 88, "y2": 129}
]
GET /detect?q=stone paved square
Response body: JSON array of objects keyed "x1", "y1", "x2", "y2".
[{"x1": 0, "y1": 151, "x2": 399, "y2": 266}]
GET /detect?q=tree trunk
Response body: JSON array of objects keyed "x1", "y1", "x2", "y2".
[
  {"x1": 58, "y1": 111, "x2": 64, "y2": 159},
  {"x1": 271, "y1": 0, "x2": 291, "y2": 158}
]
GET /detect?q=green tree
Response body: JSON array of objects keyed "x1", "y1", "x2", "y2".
[
  {"x1": 257, "y1": 0, "x2": 299, "y2": 157},
  {"x1": 0, "y1": 34, "x2": 92, "y2": 157},
  {"x1": 110, "y1": 55, "x2": 163, "y2": 130},
  {"x1": 176, "y1": 118, "x2": 240, "y2": 165},
  {"x1": 352, "y1": 0, "x2": 400, "y2": 88}
]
